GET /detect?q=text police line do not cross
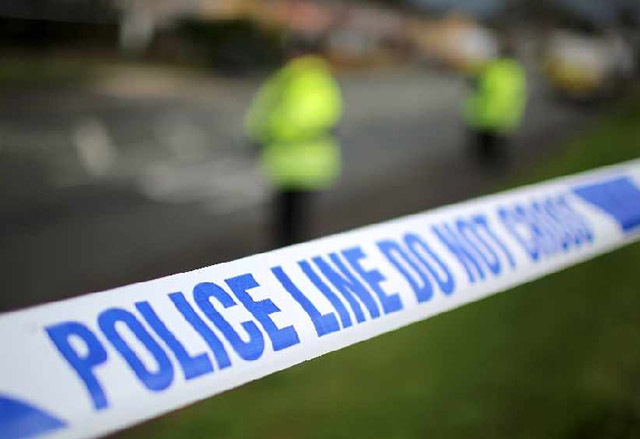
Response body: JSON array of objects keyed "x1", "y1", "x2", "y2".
[
  {"x1": 48, "y1": 196, "x2": 593, "y2": 410},
  {"x1": 1, "y1": 160, "x2": 639, "y2": 439}
]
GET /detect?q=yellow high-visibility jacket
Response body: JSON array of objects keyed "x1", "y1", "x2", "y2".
[
  {"x1": 245, "y1": 55, "x2": 343, "y2": 190},
  {"x1": 464, "y1": 58, "x2": 527, "y2": 134}
]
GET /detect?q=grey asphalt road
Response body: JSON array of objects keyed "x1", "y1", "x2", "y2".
[{"x1": 0, "y1": 66, "x2": 599, "y2": 312}]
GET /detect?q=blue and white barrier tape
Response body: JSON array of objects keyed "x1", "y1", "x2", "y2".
[{"x1": 2, "y1": 160, "x2": 640, "y2": 439}]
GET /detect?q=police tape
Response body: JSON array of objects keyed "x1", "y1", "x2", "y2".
[{"x1": 2, "y1": 160, "x2": 640, "y2": 439}]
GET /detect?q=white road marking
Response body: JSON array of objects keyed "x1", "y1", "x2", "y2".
[
  {"x1": 154, "y1": 113, "x2": 210, "y2": 162},
  {"x1": 72, "y1": 118, "x2": 118, "y2": 177},
  {"x1": 136, "y1": 157, "x2": 268, "y2": 214}
]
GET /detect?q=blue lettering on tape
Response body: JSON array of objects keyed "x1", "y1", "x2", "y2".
[
  {"x1": 342, "y1": 246, "x2": 403, "y2": 315},
  {"x1": 193, "y1": 282, "x2": 265, "y2": 361},
  {"x1": 432, "y1": 222, "x2": 486, "y2": 283},
  {"x1": 470, "y1": 215, "x2": 516, "y2": 270},
  {"x1": 299, "y1": 260, "x2": 353, "y2": 329},
  {"x1": 498, "y1": 205, "x2": 540, "y2": 261},
  {"x1": 0, "y1": 395, "x2": 66, "y2": 439},
  {"x1": 168, "y1": 292, "x2": 232, "y2": 370},
  {"x1": 98, "y1": 308, "x2": 175, "y2": 393},
  {"x1": 271, "y1": 266, "x2": 341, "y2": 337},
  {"x1": 136, "y1": 301, "x2": 214, "y2": 381},
  {"x1": 403, "y1": 233, "x2": 456, "y2": 294},
  {"x1": 432, "y1": 215, "x2": 513, "y2": 283},
  {"x1": 46, "y1": 322, "x2": 109, "y2": 410},
  {"x1": 377, "y1": 233, "x2": 455, "y2": 303},
  {"x1": 377, "y1": 239, "x2": 435, "y2": 303},
  {"x1": 227, "y1": 274, "x2": 300, "y2": 352},
  {"x1": 498, "y1": 195, "x2": 593, "y2": 262},
  {"x1": 573, "y1": 176, "x2": 640, "y2": 233},
  {"x1": 312, "y1": 254, "x2": 381, "y2": 323}
]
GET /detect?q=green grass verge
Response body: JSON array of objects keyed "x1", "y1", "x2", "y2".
[
  {"x1": 117, "y1": 98, "x2": 640, "y2": 439},
  {"x1": 0, "y1": 56, "x2": 91, "y2": 87}
]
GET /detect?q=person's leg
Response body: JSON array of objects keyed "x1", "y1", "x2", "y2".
[
  {"x1": 275, "y1": 190, "x2": 295, "y2": 248},
  {"x1": 275, "y1": 190, "x2": 315, "y2": 247},
  {"x1": 476, "y1": 130, "x2": 509, "y2": 166},
  {"x1": 478, "y1": 130, "x2": 495, "y2": 160},
  {"x1": 287, "y1": 191, "x2": 313, "y2": 245}
]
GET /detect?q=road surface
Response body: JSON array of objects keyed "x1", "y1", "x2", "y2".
[{"x1": 0, "y1": 65, "x2": 599, "y2": 312}]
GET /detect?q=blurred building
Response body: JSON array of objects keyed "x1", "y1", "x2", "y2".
[
  {"x1": 250, "y1": 0, "x2": 409, "y2": 66},
  {"x1": 327, "y1": 4, "x2": 407, "y2": 65},
  {"x1": 408, "y1": 14, "x2": 498, "y2": 72},
  {"x1": 199, "y1": 0, "x2": 280, "y2": 21}
]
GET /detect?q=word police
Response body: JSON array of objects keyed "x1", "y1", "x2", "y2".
[{"x1": 46, "y1": 194, "x2": 592, "y2": 410}]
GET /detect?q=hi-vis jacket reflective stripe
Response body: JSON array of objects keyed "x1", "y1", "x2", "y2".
[
  {"x1": 245, "y1": 56, "x2": 343, "y2": 190},
  {"x1": 464, "y1": 58, "x2": 527, "y2": 133}
]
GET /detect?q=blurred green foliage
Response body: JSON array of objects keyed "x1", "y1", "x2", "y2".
[{"x1": 117, "y1": 98, "x2": 640, "y2": 439}]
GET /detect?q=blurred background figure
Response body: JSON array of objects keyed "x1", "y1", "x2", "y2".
[
  {"x1": 2, "y1": 1, "x2": 640, "y2": 437},
  {"x1": 244, "y1": 34, "x2": 343, "y2": 248},
  {"x1": 1, "y1": 0, "x2": 636, "y2": 311},
  {"x1": 464, "y1": 40, "x2": 527, "y2": 165}
]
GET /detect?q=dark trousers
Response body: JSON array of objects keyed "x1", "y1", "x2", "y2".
[
  {"x1": 473, "y1": 130, "x2": 506, "y2": 165},
  {"x1": 275, "y1": 190, "x2": 313, "y2": 248}
]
